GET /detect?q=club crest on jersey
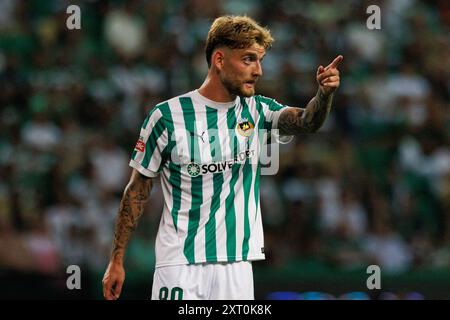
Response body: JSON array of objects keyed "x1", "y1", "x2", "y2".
[
  {"x1": 236, "y1": 117, "x2": 254, "y2": 137},
  {"x1": 134, "y1": 136, "x2": 145, "y2": 152}
]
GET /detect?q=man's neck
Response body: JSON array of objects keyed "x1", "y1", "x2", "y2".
[{"x1": 198, "y1": 75, "x2": 236, "y2": 103}]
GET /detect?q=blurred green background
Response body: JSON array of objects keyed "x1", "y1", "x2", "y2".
[{"x1": 0, "y1": 0, "x2": 449, "y2": 299}]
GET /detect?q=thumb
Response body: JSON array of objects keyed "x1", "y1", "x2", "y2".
[
  {"x1": 113, "y1": 280, "x2": 123, "y2": 299},
  {"x1": 317, "y1": 65, "x2": 324, "y2": 75}
]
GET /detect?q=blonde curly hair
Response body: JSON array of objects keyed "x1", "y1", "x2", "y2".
[{"x1": 205, "y1": 15, "x2": 274, "y2": 68}]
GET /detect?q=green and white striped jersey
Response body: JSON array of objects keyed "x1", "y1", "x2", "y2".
[{"x1": 130, "y1": 90, "x2": 290, "y2": 267}]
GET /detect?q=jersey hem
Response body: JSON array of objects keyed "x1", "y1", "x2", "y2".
[{"x1": 155, "y1": 254, "x2": 266, "y2": 268}]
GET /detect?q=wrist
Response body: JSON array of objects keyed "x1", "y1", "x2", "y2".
[
  {"x1": 318, "y1": 87, "x2": 330, "y2": 97},
  {"x1": 318, "y1": 87, "x2": 334, "y2": 100},
  {"x1": 111, "y1": 249, "x2": 125, "y2": 264}
]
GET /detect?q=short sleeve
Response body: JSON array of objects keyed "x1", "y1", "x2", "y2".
[
  {"x1": 129, "y1": 107, "x2": 169, "y2": 177},
  {"x1": 256, "y1": 95, "x2": 294, "y2": 130}
]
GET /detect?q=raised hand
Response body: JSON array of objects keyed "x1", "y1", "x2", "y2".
[{"x1": 316, "y1": 55, "x2": 343, "y2": 96}]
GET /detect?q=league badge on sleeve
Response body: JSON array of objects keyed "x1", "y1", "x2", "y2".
[{"x1": 135, "y1": 136, "x2": 145, "y2": 152}]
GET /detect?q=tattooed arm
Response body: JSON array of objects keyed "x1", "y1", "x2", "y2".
[
  {"x1": 102, "y1": 169, "x2": 153, "y2": 300},
  {"x1": 278, "y1": 55, "x2": 343, "y2": 135},
  {"x1": 278, "y1": 89, "x2": 334, "y2": 135}
]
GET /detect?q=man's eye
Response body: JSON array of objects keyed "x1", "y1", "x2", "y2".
[{"x1": 243, "y1": 57, "x2": 253, "y2": 64}]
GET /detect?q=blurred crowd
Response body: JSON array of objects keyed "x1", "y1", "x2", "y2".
[{"x1": 0, "y1": 0, "x2": 449, "y2": 279}]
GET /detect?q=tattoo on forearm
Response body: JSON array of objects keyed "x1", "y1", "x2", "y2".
[
  {"x1": 111, "y1": 173, "x2": 152, "y2": 262},
  {"x1": 278, "y1": 90, "x2": 333, "y2": 135}
]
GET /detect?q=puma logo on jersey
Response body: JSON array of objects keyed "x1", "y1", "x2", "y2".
[{"x1": 189, "y1": 130, "x2": 206, "y2": 143}]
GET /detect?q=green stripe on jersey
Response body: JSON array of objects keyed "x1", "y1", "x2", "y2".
[
  {"x1": 242, "y1": 160, "x2": 252, "y2": 260},
  {"x1": 253, "y1": 163, "x2": 261, "y2": 222},
  {"x1": 253, "y1": 98, "x2": 265, "y2": 222},
  {"x1": 180, "y1": 97, "x2": 202, "y2": 264},
  {"x1": 240, "y1": 98, "x2": 253, "y2": 260},
  {"x1": 239, "y1": 97, "x2": 256, "y2": 148},
  {"x1": 158, "y1": 102, "x2": 182, "y2": 232},
  {"x1": 255, "y1": 96, "x2": 275, "y2": 130},
  {"x1": 131, "y1": 107, "x2": 158, "y2": 160},
  {"x1": 142, "y1": 105, "x2": 160, "y2": 129},
  {"x1": 141, "y1": 117, "x2": 165, "y2": 168},
  {"x1": 257, "y1": 95, "x2": 285, "y2": 111},
  {"x1": 204, "y1": 106, "x2": 223, "y2": 262},
  {"x1": 224, "y1": 107, "x2": 239, "y2": 261}
]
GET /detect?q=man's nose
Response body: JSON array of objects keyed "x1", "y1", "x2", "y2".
[{"x1": 253, "y1": 60, "x2": 263, "y2": 77}]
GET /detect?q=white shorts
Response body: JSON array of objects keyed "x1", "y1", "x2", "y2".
[{"x1": 151, "y1": 261, "x2": 254, "y2": 300}]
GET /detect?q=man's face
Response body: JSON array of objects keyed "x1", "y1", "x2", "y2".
[{"x1": 219, "y1": 43, "x2": 265, "y2": 97}]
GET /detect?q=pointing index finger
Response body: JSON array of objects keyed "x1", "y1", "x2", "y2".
[{"x1": 325, "y1": 55, "x2": 343, "y2": 70}]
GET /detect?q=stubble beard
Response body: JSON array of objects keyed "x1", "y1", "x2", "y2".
[{"x1": 221, "y1": 74, "x2": 254, "y2": 97}]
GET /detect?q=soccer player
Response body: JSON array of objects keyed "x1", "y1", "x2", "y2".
[{"x1": 102, "y1": 15, "x2": 342, "y2": 300}]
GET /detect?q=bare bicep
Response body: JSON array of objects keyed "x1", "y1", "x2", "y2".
[
  {"x1": 277, "y1": 107, "x2": 305, "y2": 135},
  {"x1": 126, "y1": 168, "x2": 154, "y2": 198}
]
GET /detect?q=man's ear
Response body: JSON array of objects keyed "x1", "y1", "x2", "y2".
[{"x1": 212, "y1": 49, "x2": 225, "y2": 71}]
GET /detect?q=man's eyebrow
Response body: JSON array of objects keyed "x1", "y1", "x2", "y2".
[{"x1": 241, "y1": 52, "x2": 266, "y2": 59}]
